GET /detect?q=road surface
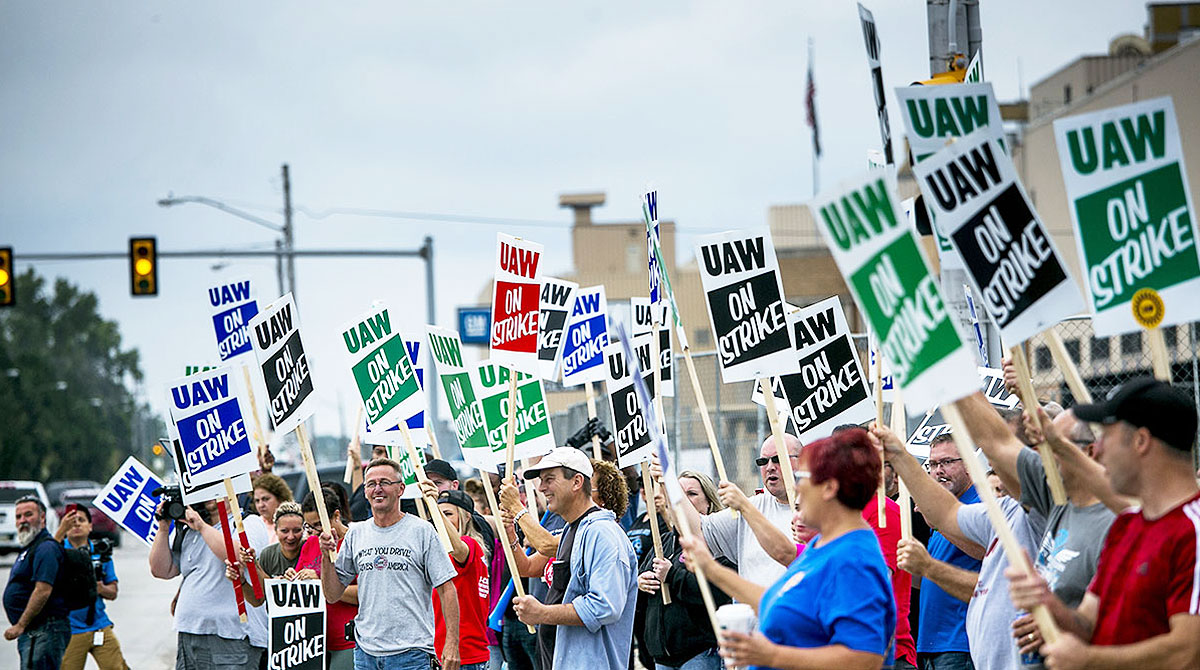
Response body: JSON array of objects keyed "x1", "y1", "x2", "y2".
[{"x1": 1, "y1": 538, "x2": 178, "y2": 669}]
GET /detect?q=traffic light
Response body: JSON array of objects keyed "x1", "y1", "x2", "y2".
[
  {"x1": 0, "y1": 247, "x2": 13, "y2": 307},
  {"x1": 913, "y1": 67, "x2": 967, "y2": 86},
  {"x1": 129, "y1": 237, "x2": 157, "y2": 296}
]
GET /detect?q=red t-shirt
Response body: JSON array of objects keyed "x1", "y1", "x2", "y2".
[
  {"x1": 297, "y1": 535, "x2": 357, "y2": 651},
  {"x1": 1087, "y1": 491, "x2": 1200, "y2": 646},
  {"x1": 862, "y1": 497, "x2": 915, "y2": 667},
  {"x1": 433, "y1": 535, "x2": 490, "y2": 665}
]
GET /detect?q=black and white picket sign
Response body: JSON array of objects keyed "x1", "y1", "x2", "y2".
[
  {"x1": 906, "y1": 367, "x2": 1020, "y2": 458},
  {"x1": 912, "y1": 131, "x2": 1085, "y2": 345},
  {"x1": 696, "y1": 230, "x2": 799, "y2": 383},
  {"x1": 604, "y1": 333, "x2": 660, "y2": 468},
  {"x1": 266, "y1": 579, "x2": 325, "y2": 670},
  {"x1": 538, "y1": 277, "x2": 578, "y2": 381},
  {"x1": 631, "y1": 297, "x2": 674, "y2": 397},
  {"x1": 858, "y1": 3, "x2": 892, "y2": 164},
  {"x1": 248, "y1": 293, "x2": 317, "y2": 435}
]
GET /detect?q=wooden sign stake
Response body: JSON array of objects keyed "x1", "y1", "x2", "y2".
[
  {"x1": 343, "y1": 405, "x2": 365, "y2": 485},
  {"x1": 1009, "y1": 344, "x2": 1068, "y2": 505},
  {"x1": 215, "y1": 498, "x2": 248, "y2": 623},
  {"x1": 223, "y1": 477, "x2": 264, "y2": 600},
  {"x1": 681, "y1": 346, "x2": 729, "y2": 484},
  {"x1": 480, "y1": 472, "x2": 537, "y2": 634},
  {"x1": 241, "y1": 365, "x2": 268, "y2": 462},
  {"x1": 891, "y1": 386, "x2": 912, "y2": 541},
  {"x1": 296, "y1": 424, "x2": 337, "y2": 563},
  {"x1": 759, "y1": 378, "x2": 797, "y2": 510},
  {"x1": 641, "y1": 467, "x2": 672, "y2": 605},
  {"x1": 1146, "y1": 327, "x2": 1172, "y2": 381},
  {"x1": 399, "y1": 423, "x2": 455, "y2": 553},
  {"x1": 874, "y1": 340, "x2": 887, "y2": 528}
]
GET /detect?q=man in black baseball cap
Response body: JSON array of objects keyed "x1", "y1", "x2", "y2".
[{"x1": 1007, "y1": 376, "x2": 1200, "y2": 669}]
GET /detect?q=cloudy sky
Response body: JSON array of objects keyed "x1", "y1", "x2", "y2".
[{"x1": 2, "y1": 1, "x2": 1145, "y2": 445}]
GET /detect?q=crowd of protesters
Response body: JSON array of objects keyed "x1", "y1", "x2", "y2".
[{"x1": 6, "y1": 368, "x2": 1200, "y2": 670}]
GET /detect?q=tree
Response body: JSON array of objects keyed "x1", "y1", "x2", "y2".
[{"x1": 0, "y1": 268, "x2": 161, "y2": 482}]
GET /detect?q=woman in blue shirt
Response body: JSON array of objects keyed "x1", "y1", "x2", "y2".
[{"x1": 682, "y1": 428, "x2": 896, "y2": 670}]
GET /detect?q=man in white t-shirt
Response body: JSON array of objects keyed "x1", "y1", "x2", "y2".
[{"x1": 672, "y1": 434, "x2": 800, "y2": 586}]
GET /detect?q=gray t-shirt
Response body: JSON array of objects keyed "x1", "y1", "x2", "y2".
[
  {"x1": 258, "y1": 542, "x2": 301, "y2": 578},
  {"x1": 958, "y1": 495, "x2": 1044, "y2": 670},
  {"x1": 1016, "y1": 448, "x2": 1115, "y2": 608},
  {"x1": 701, "y1": 492, "x2": 793, "y2": 586},
  {"x1": 173, "y1": 513, "x2": 270, "y2": 648},
  {"x1": 334, "y1": 514, "x2": 457, "y2": 657}
]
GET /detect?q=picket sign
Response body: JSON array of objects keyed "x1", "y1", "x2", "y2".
[
  {"x1": 476, "y1": 362, "x2": 555, "y2": 469},
  {"x1": 940, "y1": 403, "x2": 1061, "y2": 645},
  {"x1": 426, "y1": 326, "x2": 491, "y2": 472},
  {"x1": 1008, "y1": 346, "x2": 1068, "y2": 505},
  {"x1": 490, "y1": 234, "x2": 543, "y2": 373},
  {"x1": 857, "y1": 3, "x2": 893, "y2": 165},
  {"x1": 538, "y1": 278, "x2": 579, "y2": 381},
  {"x1": 92, "y1": 457, "x2": 165, "y2": 547},
  {"x1": 207, "y1": 277, "x2": 259, "y2": 363},
  {"x1": 560, "y1": 286, "x2": 610, "y2": 387},
  {"x1": 397, "y1": 423, "x2": 454, "y2": 552},
  {"x1": 632, "y1": 299, "x2": 674, "y2": 398},
  {"x1": 1052, "y1": 97, "x2": 1200, "y2": 338},
  {"x1": 216, "y1": 497, "x2": 248, "y2": 623},
  {"x1": 167, "y1": 366, "x2": 259, "y2": 488},
  {"x1": 223, "y1": 477, "x2": 265, "y2": 601},
  {"x1": 905, "y1": 367, "x2": 1020, "y2": 458},
  {"x1": 339, "y1": 303, "x2": 424, "y2": 435},
  {"x1": 248, "y1": 294, "x2": 318, "y2": 436},
  {"x1": 165, "y1": 422, "x2": 254, "y2": 506},
  {"x1": 265, "y1": 579, "x2": 325, "y2": 670}
]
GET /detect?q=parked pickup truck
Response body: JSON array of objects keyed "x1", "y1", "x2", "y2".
[{"x1": 0, "y1": 481, "x2": 59, "y2": 555}]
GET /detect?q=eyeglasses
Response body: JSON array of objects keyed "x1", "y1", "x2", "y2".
[
  {"x1": 755, "y1": 454, "x2": 798, "y2": 467},
  {"x1": 364, "y1": 480, "x2": 399, "y2": 491},
  {"x1": 303, "y1": 523, "x2": 323, "y2": 534},
  {"x1": 924, "y1": 458, "x2": 963, "y2": 472}
]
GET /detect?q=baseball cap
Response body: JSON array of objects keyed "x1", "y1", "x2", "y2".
[
  {"x1": 437, "y1": 489, "x2": 475, "y2": 516},
  {"x1": 1073, "y1": 377, "x2": 1198, "y2": 452},
  {"x1": 424, "y1": 459, "x2": 459, "y2": 483},
  {"x1": 523, "y1": 447, "x2": 594, "y2": 479}
]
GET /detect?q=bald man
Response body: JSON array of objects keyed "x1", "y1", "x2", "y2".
[{"x1": 675, "y1": 434, "x2": 801, "y2": 586}]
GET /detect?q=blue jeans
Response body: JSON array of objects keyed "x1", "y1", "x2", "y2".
[
  {"x1": 918, "y1": 651, "x2": 975, "y2": 670},
  {"x1": 354, "y1": 648, "x2": 433, "y2": 670},
  {"x1": 486, "y1": 645, "x2": 505, "y2": 670},
  {"x1": 499, "y1": 621, "x2": 537, "y2": 670},
  {"x1": 462, "y1": 664, "x2": 488, "y2": 670},
  {"x1": 17, "y1": 617, "x2": 71, "y2": 670},
  {"x1": 655, "y1": 647, "x2": 721, "y2": 670}
]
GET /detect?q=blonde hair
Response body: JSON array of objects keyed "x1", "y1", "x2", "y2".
[
  {"x1": 679, "y1": 470, "x2": 724, "y2": 514},
  {"x1": 273, "y1": 501, "x2": 304, "y2": 525}
]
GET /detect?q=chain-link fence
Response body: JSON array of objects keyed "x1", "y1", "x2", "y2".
[{"x1": 548, "y1": 320, "x2": 1200, "y2": 491}]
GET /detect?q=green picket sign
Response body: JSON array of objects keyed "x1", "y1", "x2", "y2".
[{"x1": 340, "y1": 305, "x2": 424, "y2": 431}]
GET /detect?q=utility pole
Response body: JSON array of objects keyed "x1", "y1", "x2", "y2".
[
  {"x1": 422, "y1": 235, "x2": 439, "y2": 428},
  {"x1": 282, "y1": 164, "x2": 296, "y2": 301}
]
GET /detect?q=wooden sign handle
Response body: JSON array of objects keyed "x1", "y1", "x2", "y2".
[
  {"x1": 891, "y1": 386, "x2": 912, "y2": 541},
  {"x1": 223, "y1": 477, "x2": 264, "y2": 601},
  {"x1": 343, "y1": 405, "x2": 365, "y2": 485},
  {"x1": 241, "y1": 365, "x2": 268, "y2": 462},
  {"x1": 1146, "y1": 327, "x2": 1172, "y2": 381},
  {"x1": 504, "y1": 368, "x2": 519, "y2": 483},
  {"x1": 480, "y1": 471, "x2": 537, "y2": 635},
  {"x1": 682, "y1": 346, "x2": 729, "y2": 485},
  {"x1": 399, "y1": 424, "x2": 455, "y2": 553},
  {"x1": 759, "y1": 378, "x2": 797, "y2": 511},
  {"x1": 585, "y1": 381, "x2": 602, "y2": 461},
  {"x1": 942, "y1": 403, "x2": 1060, "y2": 645},
  {"x1": 1044, "y1": 330, "x2": 1093, "y2": 403},
  {"x1": 874, "y1": 340, "x2": 887, "y2": 528},
  {"x1": 296, "y1": 424, "x2": 337, "y2": 563},
  {"x1": 642, "y1": 467, "x2": 672, "y2": 605},
  {"x1": 1009, "y1": 345, "x2": 1068, "y2": 505},
  {"x1": 216, "y1": 498, "x2": 248, "y2": 623},
  {"x1": 671, "y1": 500, "x2": 721, "y2": 636}
]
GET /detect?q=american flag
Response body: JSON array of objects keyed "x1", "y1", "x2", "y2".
[{"x1": 806, "y1": 60, "x2": 821, "y2": 158}]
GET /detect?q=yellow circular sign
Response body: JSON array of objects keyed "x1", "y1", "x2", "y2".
[{"x1": 1131, "y1": 288, "x2": 1165, "y2": 329}]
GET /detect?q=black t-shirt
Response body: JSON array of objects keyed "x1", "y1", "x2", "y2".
[
  {"x1": 536, "y1": 507, "x2": 600, "y2": 670},
  {"x1": 3, "y1": 530, "x2": 68, "y2": 626}
]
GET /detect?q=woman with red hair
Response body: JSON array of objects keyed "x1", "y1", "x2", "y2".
[{"x1": 682, "y1": 428, "x2": 896, "y2": 670}]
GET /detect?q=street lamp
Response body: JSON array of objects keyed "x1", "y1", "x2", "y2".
[{"x1": 158, "y1": 164, "x2": 296, "y2": 300}]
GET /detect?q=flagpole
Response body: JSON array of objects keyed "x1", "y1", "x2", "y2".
[{"x1": 808, "y1": 37, "x2": 819, "y2": 197}]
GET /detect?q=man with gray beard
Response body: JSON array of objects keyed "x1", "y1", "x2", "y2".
[{"x1": 3, "y1": 495, "x2": 70, "y2": 669}]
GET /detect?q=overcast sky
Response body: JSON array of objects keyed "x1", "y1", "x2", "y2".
[{"x1": 1, "y1": 1, "x2": 1146, "y2": 445}]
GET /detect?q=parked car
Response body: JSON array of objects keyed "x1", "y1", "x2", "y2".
[
  {"x1": 46, "y1": 480, "x2": 101, "y2": 507},
  {"x1": 55, "y1": 487, "x2": 121, "y2": 547},
  {"x1": 0, "y1": 481, "x2": 59, "y2": 555}
]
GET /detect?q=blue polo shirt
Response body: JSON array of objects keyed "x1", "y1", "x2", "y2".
[
  {"x1": 756, "y1": 528, "x2": 895, "y2": 669},
  {"x1": 916, "y1": 485, "x2": 982, "y2": 654},
  {"x1": 3, "y1": 530, "x2": 68, "y2": 626},
  {"x1": 62, "y1": 540, "x2": 116, "y2": 633}
]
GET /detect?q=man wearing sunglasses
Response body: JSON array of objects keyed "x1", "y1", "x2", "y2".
[{"x1": 321, "y1": 457, "x2": 461, "y2": 670}]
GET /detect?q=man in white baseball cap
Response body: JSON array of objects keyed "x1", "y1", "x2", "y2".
[{"x1": 510, "y1": 448, "x2": 637, "y2": 670}]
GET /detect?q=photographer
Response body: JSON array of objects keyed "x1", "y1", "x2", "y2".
[
  {"x1": 52, "y1": 506, "x2": 127, "y2": 670},
  {"x1": 149, "y1": 493, "x2": 269, "y2": 670}
]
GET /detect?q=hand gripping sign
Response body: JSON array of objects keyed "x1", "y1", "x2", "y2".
[
  {"x1": 1052, "y1": 96, "x2": 1200, "y2": 337},
  {"x1": 490, "y1": 234, "x2": 543, "y2": 373},
  {"x1": 248, "y1": 293, "x2": 317, "y2": 435},
  {"x1": 812, "y1": 170, "x2": 978, "y2": 416},
  {"x1": 167, "y1": 366, "x2": 258, "y2": 487},
  {"x1": 912, "y1": 130, "x2": 1086, "y2": 345},
  {"x1": 207, "y1": 277, "x2": 259, "y2": 362},
  {"x1": 93, "y1": 457, "x2": 166, "y2": 546},
  {"x1": 538, "y1": 277, "x2": 579, "y2": 381},
  {"x1": 695, "y1": 230, "x2": 800, "y2": 384}
]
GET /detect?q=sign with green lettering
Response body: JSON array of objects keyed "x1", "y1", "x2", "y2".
[
  {"x1": 812, "y1": 170, "x2": 978, "y2": 414},
  {"x1": 1053, "y1": 97, "x2": 1200, "y2": 336},
  {"x1": 475, "y1": 360, "x2": 555, "y2": 465},
  {"x1": 338, "y1": 303, "x2": 423, "y2": 432},
  {"x1": 425, "y1": 325, "x2": 490, "y2": 467}
]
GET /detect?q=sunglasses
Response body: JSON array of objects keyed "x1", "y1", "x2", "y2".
[{"x1": 755, "y1": 454, "x2": 798, "y2": 467}]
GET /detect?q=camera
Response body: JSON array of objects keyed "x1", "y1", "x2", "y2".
[
  {"x1": 152, "y1": 486, "x2": 188, "y2": 521},
  {"x1": 91, "y1": 537, "x2": 114, "y2": 581}
]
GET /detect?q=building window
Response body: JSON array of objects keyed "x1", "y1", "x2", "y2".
[
  {"x1": 1063, "y1": 84, "x2": 1072, "y2": 104},
  {"x1": 1121, "y1": 332, "x2": 1140, "y2": 355},
  {"x1": 625, "y1": 243, "x2": 641, "y2": 274},
  {"x1": 1091, "y1": 336, "x2": 1110, "y2": 362},
  {"x1": 1035, "y1": 345, "x2": 1053, "y2": 371},
  {"x1": 1065, "y1": 339, "x2": 1081, "y2": 364},
  {"x1": 695, "y1": 329, "x2": 710, "y2": 346}
]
